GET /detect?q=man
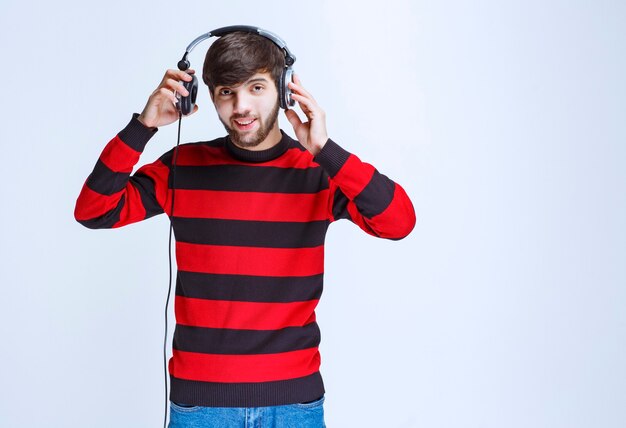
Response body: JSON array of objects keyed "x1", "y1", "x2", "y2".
[{"x1": 75, "y1": 31, "x2": 415, "y2": 427}]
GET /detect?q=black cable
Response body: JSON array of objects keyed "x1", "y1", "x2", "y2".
[{"x1": 164, "y1": 111, "x2": 183, "y2": 428}]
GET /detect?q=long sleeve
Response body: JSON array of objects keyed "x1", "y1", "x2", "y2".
[
  {"x1": 314, "y1": 138, "x2": 416, "y2": 240},
  {"x1": 74, "y1": 113, "x2": 170, "y2": 229}
]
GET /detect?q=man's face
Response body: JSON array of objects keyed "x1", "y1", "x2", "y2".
[{"x1": 212, "y1": 72, "x2": 280, "y2": 149}]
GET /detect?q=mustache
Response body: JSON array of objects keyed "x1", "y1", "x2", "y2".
[{"x1": 231, "y1": 113, "x2": 256, "y2": 119}]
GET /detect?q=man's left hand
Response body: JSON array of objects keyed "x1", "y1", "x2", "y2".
[{"x1": 284, "y1": 74, "x2": 329, "y2": 156}]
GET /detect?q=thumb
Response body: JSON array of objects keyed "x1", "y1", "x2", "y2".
[
  {"x1": 188, "y1": 104, "x2": 199, "y2": 116},
  {"x1": 284, "y1": 108, "x2": 301, "y2": 129}
]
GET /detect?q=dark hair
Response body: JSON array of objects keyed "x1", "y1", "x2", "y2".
[{"x1": 202, "y1": 31, "x2": 285, "y2": 97}]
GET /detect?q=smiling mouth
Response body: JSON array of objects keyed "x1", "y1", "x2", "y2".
[{"x1": 234, "y1": 118, "x2": 257, "y2": 130}]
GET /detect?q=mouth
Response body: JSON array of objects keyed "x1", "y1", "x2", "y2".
[{"x1": 233, "y1": 118, "x2": 257, "y2": 131}]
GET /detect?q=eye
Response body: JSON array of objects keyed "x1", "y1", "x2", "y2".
[
  {"x1": 219, "y1": 88, "x2": 232, "y2": 96},
  {"x1": 252, "y1": 85, "x2": 264, "y2": 93}
]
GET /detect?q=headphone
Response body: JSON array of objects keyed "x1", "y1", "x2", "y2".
[{"x1": 176, "y1": 25, "x2": 297, "y2": 115}]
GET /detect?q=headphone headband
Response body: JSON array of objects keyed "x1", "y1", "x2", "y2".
[{"x1": 178, "y1": 25, "x2": 296, "y2": 71}]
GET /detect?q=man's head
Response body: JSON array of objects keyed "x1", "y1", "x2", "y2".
[{"x1": 203, "y1": 32, "x2": 285, "y2": 149}]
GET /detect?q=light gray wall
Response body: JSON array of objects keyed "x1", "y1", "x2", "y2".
[{"x1": 0, "y1": 0, "x2": 624, "y2": 427}]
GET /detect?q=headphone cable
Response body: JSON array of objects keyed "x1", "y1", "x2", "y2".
[{"x1": 164, "y1": 111, "x2": 183, "y2": 428}]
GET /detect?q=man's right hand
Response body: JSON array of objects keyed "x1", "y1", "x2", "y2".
[{"x1": 137, "y1": 69, "x2": 199, "y2": 129}]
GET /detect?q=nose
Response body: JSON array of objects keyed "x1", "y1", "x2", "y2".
[{"x1": 233, "y1": 92, "x2": 252, "y2": 115}]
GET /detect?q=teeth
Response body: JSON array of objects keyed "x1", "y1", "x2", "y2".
[{"x1": 236, "y1": 119, "x2": 254, "y2": 125}]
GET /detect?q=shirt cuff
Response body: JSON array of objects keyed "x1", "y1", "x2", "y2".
[
  {"x1": 313, "y1": 138, "x2": 351, "y2": 178},
  {"x1": 117, "y1": 113, "x2": 159, "y2": 152}
]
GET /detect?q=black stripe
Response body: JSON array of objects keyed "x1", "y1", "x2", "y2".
[
  {"x1": 131, "y1": 173, "x2": 164, "y2": 219},
  {"x1": 173, "y1": 323, "x2": 321, "y2": 355},
  {"x1": 86, "y1": 159, "x2": 130, "y2": 196},
  {"x1": 176, "y1": 271, "x2": 323, "y2": 303},
  {"x1": 76, "y1": 196, "x2": 124, "y2": 229},
  {"x1": 353, "y1": 170, "x2": 395, "y2": 218},
  {"x1": 172, "y1": 218, "x2": 328, "y2": 248},
  {"x1": 172, "y1": 164, "x2": 328, "y2": 193},
  {"x1": 170, "y1": 372, "x2": 325, "y2": 407},
  {"x1": 331, "y1": 188, "x2": 352, "y2": 221}
]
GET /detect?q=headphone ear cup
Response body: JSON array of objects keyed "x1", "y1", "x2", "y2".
[
  {"x1": 281, "y1": 68, "x2": 295, "y2": 109},
  {"x1": 177, "y1": 74, "x2": 198, "y2": 115},
  {"x1": 278, "y1": 69, "x2": 286, "y2": 109}
]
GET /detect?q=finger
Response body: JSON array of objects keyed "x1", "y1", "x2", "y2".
[
  {"x1": 284, "y1": 108, "x2": 303, "y2": 129},
  {"x1": 157, "y1": 87, "x2": 178, "y2": 105},
  {"x1": 179, "y1": 70, "x2": 194, "y2": 81},
  {"x1": 288, "y1": 81, "x2": 316, "y2": 103},
  {"x1": 291, "y1": 93, "x2": 317, "y2": 115},
  {"x1": 166, "y1": 78, "x2": 189, "y2": 96},
  {"x1": 167, "y1": 68, "x2": 194, "y2": 82},
  {"x1": 291, "y1": 74, "x2": 316, "y2": 101}
]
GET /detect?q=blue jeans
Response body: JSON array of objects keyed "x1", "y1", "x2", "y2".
[{"x1": 168, "y1": 395, "x2": 326, "y2": 427}]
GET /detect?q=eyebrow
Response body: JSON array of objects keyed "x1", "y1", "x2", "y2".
[
  {"x1": 245, "y1": 77, "x2": 269, "y2": 85},
  {"x1": 215, "y1": 77, "x2": 269, "y2": 93}
]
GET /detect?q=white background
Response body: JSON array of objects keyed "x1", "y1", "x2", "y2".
[{"x1": 0, "y1": 0, "x2": 624, "y2": 427}]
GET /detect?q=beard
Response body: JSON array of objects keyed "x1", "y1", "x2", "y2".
[{"x1": 220, "y1": 100, "x2": 280, "y2": 149}]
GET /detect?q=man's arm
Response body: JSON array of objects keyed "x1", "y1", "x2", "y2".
[
  {"x1": 315, "y1": 140, "x2": 416, "y2": 240},
  {"x1": 75, "y1": 68, "x2": 198, "y2": 229},
  {"x1": 284, "y1": 75, "x2": 416, "y2": 240},
  {"x1": 74, "y1": 114, "x2": 168, "y2": 229}
]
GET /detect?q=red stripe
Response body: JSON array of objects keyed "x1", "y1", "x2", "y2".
[
  {"x1": 169, "y1": 347, "x2": 321, "y2": 383},
  {"x1": 100, "y1": 135, "x2": 142, "y2": 173},
  {"x1": 347, "y1": 201, "x2": 378, "y2": 237},
  {"x1": 333, "y1": 154, "x2": 375, "y2": 200},
  {"x1": 169, "y1": 189, "x2": 330, "y2": 222},
  {"x1": 74, "y1": 184, "x2": 124, "y2": 221},
  {"x1": 176, "y1": 243, "x2": 325, "y2": 277},
  {"x1": 175, "y1": 296, "x2": 318, "y2": 330},
  {"x1": 370, "y1": 183, "x2": 416, "y2": 239},
  {"x1": 174, "y1": 145, "x2": 318, "y2": 169},
  {"x1": 74, "y1": 183, "x2": 148, "y2": 227}
]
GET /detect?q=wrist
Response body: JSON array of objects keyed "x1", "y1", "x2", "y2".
[
  {"x1": 122, "y1": 113, "x2": 160, "y2": 152},
  {"x1": 312, "y1": 138, "x2": 350, "y2": 177},
  {"x1": 310, "y1": 136, "x2": 328, "y2": 156},
  {"x1": 136, "y1": 114, "x2": 156, "y2": 129}
]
